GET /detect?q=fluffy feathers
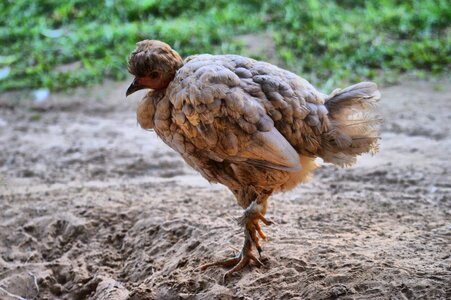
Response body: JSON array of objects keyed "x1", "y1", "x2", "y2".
[
  {"x1": 321, "y1": 82, "x2": 382, "y2": 166},
  {"x1": 131, "y1": 40, "x2": 381, "y2": 205}
]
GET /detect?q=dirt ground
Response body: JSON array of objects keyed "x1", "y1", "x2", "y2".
[{"x1": 0, "y1": 75, "x2": 450, "y2": 300}]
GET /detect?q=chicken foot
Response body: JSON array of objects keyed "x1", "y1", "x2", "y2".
[{"x1": 201, "y1": 199, "x2": 273, "y2": 282}]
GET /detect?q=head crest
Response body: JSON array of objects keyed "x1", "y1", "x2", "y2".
[{"x1": 127, "y1": 40, "x2": 183, "y2": 78}]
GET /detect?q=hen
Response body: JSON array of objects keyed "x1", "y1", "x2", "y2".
[{"x1": 126, "y1": 40, "x2": 380, "y2": 280}]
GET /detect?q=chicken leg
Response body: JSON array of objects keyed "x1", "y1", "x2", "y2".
[{"x1": 200, "y1": 198, "x2": 273, "y2": 282}]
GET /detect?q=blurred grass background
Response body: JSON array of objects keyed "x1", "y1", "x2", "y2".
[{"x1": 0, "y1": 0, "x2": 449, "y2": 93}]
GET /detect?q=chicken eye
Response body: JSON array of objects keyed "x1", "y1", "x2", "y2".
[{"x1": 150, "y1": 71, "x2": 159, "y2": 79}]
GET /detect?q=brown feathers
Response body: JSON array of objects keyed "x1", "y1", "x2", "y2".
[
  {"x1": 130, "y1": 41, "x2": 381, "y2": 197},
  {"x1": 128, "y1": 40, "x2": 183, "y2": 81},
  {"x1": 320, "y1": 82, "x2": 382, "y2": 167}
]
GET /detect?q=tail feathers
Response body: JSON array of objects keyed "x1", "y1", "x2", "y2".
[{"x1": 321, "y1": 82, "x2": 382, "y2": 167}]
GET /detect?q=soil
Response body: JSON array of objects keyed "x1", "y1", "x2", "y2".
[{"x1": 0, "y1": 76, "x2": 450, "y2": 299}]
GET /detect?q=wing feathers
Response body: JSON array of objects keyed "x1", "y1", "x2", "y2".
[
  {"x1": 238, "y1": 128, "x2": 301, "y2": 171},
  {"x1": 168, "y1": 55, "x2": 310, "y2": 172}
]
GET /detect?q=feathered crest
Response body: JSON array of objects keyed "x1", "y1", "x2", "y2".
[{"x1": 127, "y1": 40, "x2": 183, "y2": 79}]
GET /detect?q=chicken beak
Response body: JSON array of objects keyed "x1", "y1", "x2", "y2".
[{"x1": 126, "y1": 78, "x2": 145, "y2": 97}]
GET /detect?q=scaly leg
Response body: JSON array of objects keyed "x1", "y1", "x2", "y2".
[{"x1": 201, "y1": 199, "x2": 273, "y2": 282}]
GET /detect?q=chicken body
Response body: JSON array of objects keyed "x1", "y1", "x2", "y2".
[{"x1": 127, "y1": 40, "x2": 380, "y2": 279}]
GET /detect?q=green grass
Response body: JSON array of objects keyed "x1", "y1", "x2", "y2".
[
  {"x1": 0, "y1": 0, "x2": 449, "y2": 92},
  {"x1": 265, "y1": 0, "x2": 450, "y2": 89}
]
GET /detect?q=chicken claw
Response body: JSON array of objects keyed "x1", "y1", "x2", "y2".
[
  {"x1": 201, "y1": 200, "x2": 273, "y2": 281},
  {"x1": 239, "y1": 201, "x2": 273, "y2": 253},
  {"x1": 200, "y1": 229, "x2": 263, "y2": 283}
]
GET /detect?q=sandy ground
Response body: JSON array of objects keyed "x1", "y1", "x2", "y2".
[{"x1": 0, "y1": 76, "x2": 450, "y2": 300}]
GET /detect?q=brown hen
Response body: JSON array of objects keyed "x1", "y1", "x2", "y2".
[{"x1": 126, "y1": 40, "x2": 381, "y2": 280}]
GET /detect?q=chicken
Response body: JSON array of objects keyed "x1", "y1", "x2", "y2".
[{"x1": 126, "y1": 40, "x2": 381, "y2": 280}]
